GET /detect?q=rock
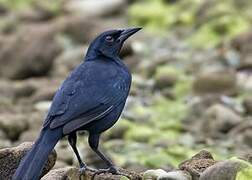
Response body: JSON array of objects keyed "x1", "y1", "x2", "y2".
[
  {"x1": 83, "y1": 145, "x2": 108, "y2": 169},
  {"x1": 12, "y1": 82, "x2": 37, "y2": 99},
  {"x1": 120, "y1": 41, "x2": 135, "y2": 58},
  {"x1": 231, "y1": 31, "x2": 252, "y2": 53},
  {"x1": 104, "y1": 120, "x2": 132, "y2": 140},
  {"x1": 42, "y1": 167, "x2": 141, "y2": 180},
  {"x1": 193, "y1": 69, "x2": 237, "y2": 95},
  {"x1": 0, "y1": 80, "x2": 17, "y2": 101},
  {"x1": 17, "y1": 0, "x2": 62, "y2": 22},
  {"x1": 123, "y1": 97, "x2": 152, "y2": 123},
  {"x1": 64, "y1": 0, "x2": 126, "y2": 17},
  {"x1": 0, "y1": 142, "x2": 56, "y2": 179},
  {"x1": 52, "y1": 46, "x2": 86, "y2": 77},
  {"x1": 0, "y1": 80, "x2": 36, "y2": 102},
  {"x1": 0, "y1": 24, "x2": 62, "y2": 79},
  {"x1": 231, "y1": 31, "x2": 252, "y2": 70},
  {"x1": 57, "y1": 15, "x2": 126, "y2": 44},
  {"x1": 29, "y1": 78, "x2": 60, "y2": 103},
  {"x1": 34, "y1": 101, "x2": 52, "y2": 112},
  {"x1": 26, "y1": 111, "x2": 45, "y2": 130},
  {"x1": 243, "y1": 97, "x2": 252, "y2": 115},
  {"x1": 158, "y1": 170, "x2": 192, "y2": 180},
  {"x1": 125, "y1": 125, "x2": 155, "y2": 143},
  {"x1": 53, "y1": 160, "x2": 69, "y2": 169},
  {"x1": 237, "y1": 71, "x2": 252, "y2": 91},
  {"x1": 55, "y1": 141, "x2": 74, "y2": 165},
  {"x1": 0, "y1": 140, "x2": 11, "y2": 149},
  {"x1": 18, "y1": 8, "x2": 55, "y2": 22},
  {"x1": 154, "y1": 66, "x2": 180, "y2": 90},
  {"x1": 201, "y1": 104, "x2": 243, "y2": 138},
  {"x1": 179, "y1": 150, "x2": 216, "y2": 180},
  {"x1": 0, "y1": 114, "x2": 29, "y2": 141},
  {"x1": 143, "y1": 169, "x2": 168, "y2": 180},
  {"x1": 229, "y1": 119, "x2": 252, "y2": 148},
  {"x1": 32, "y1": 86, "x2": 57, "y2": 103},
  {"x1": 243, "y1": 130, "x2": 252, "y2": 148},
  {"x1": 199, "y1": 159, "x2": 251, "y2": 180},
  {"x1": 0, "y1": 4, "x2": 7, "y2": 15},
  {"x1": 41, "y1": 167, "x2": 80, "y2": 180},
  {"x1": 19, "y1": 130, "x2": 39, "y2": 142}
]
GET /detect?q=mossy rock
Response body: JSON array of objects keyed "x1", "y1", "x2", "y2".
[
  {"x1": 125, "y1": 126, "x2": 155, "y2": 143},
  {"x1": 154, "y1": 66, "x2": 181, "y2": 90}
]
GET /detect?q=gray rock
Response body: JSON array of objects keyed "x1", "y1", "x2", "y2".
[
  {"x1": 193, "y1": 69, "x2": 237, "y2": 95},
  {"x1": 52, "y1": 46, "x2": 86, "y2": 77},
  {"x1": 199, "y1": 160, "x2": 248, "y2": 180},
  {"x1": 0, "y1": 142, "x2": 56, "y2": 179},
  {"x1": 158, "y1": 170, "x2": 192, "y2": 180},
  {"x1": 53, "y1": 160, "x2": 69, "y2": 169},
  {"x1": 154, "y1": 67, "x2": 179, "y2": 90},
  {"x1": 0, "y1": 24, "x2": 62, "y2": 79},
  {"x1": 243, "y1": 97, "x2": 252, "y2": 115},
  {"x1": 42, "y1": 167, "x2": 141, "y2": 180},
  {"x1": 179, "y1": 150, "x2": 216, "y2": 180},
  {"x1": 0, "y1": 80, "x2": 36, "y2": 103},
  {"x1": 0, "y1": 114, "x2": 29, "y2": 141},
  {"x1": 201, "y1": 104, "x2": 242, "y2": 138},
  {"x1": 64, "y1": 0, "x2": 126, "y2": 17},
  {"x1": 143, "y1": 169, "x2": 168, "y2": 180},
  {"x1": 55, "y1": 141, "x2": 74, "y2": 165},
  {"x1": 229, "y1": 119, "x2": 252, "y2": 148},
  {"x1": 41, "y1": 167, "x2": 80, "y2": 180},
  {"x1": 0, "y1": 139, "x2": 11, "y2": 149},
  {"x1": 243, "y1": 129, "x2": 252, "y2": 148},
  {"x1": 56, "y1": 14, "x2": 126, "y2": 44},
  {"x1": 34, "y1": 101, "x2": 52, "y2": 112},
  {"x1": 231, "y1": 31, "x2": 252, "y2": 69},
  {"x1": 19, "y1": 130, "x2": 39, "y2": 142},
  {"x1": 31, "y1": 85, "x2": 57, "y2": 103}
]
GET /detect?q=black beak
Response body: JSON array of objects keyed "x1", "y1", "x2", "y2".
[{"x1": 118, "y1": 27, "x2": 142, "y2": 42}]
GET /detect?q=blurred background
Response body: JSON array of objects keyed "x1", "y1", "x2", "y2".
[{"x1": 0, "y1": 0, "x2": 251, "y2": 172}]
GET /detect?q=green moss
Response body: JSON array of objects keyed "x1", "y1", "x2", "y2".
[
  {"x1": 187, "y1": 15, "x2": 250, "y2": 47},
  {"x1": 129, "y1": 0, "x2": 170, "y2": 34},
  {"x1": 150, "y1": 97, "x2": 188, "y2": 127},
  {"x1": 0, "y1": 0, "x2": 33, "y2": 9},
  {"x1": 129, "y1": 0, "x2": 252, "y2": 47},
  {"x1": 129, "y1": 0, "x2": 198, "y2": 34},
  {"x1": 236, "y1": 166, "x2": 252, "y2": 180},
  {"x1": 230, "y1": 157, "x2": 252, "y2": 180},
  {"x1": 104, "y1": 119, "x2": 133, "y2": 139},
  {"x1": 155, "y1": 66, "x2": 181, "y2": 80},
  {"x1": 165, "y1": 145, "x2": 197, "y2": 166},
  {"x1": 125, "y1": 125, "x2": 156, "y2": 143},
  {"x1": 173, "y1": 75, "x2": 193, "y2": 98},
  {"x1": 141, "y1": 149, "x2": 172, "y2": 168},
  {"x1": 0, "y1": 0, "x2": 61, "y2": 14}
]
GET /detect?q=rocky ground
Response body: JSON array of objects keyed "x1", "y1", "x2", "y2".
[{"x1": 0, "y1": 0, "x2": 252, "y2": 179}]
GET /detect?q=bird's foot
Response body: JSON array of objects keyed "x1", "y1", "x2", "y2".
[
  {"x1": 91, "y1": 166, "x2": 131, "y2": 179},
  {"x1": 79, "y1": 164, "x2": 97, "y2": 174}
]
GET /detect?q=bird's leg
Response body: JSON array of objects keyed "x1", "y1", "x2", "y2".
[
  {"x1": 68, "y1": 133, "x2": 96, "y2": 173},
  {"x1": 88, "y1": 134, "x2": 131, "y2": 179}
]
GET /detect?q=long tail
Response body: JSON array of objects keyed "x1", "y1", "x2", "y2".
[{"x1": 13, "y1": 127, "x2": 63, "y2": 180}]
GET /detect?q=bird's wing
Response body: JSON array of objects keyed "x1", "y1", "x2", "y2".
[{"x1": 43, "y1": 61, "x2": 130, "y2": 134}]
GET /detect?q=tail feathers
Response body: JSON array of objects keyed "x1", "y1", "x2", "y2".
[{"x1": 13, "y1": 127, "x2": 62, "y2": 180}]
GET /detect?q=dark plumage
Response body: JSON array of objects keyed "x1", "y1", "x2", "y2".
[{"x1": 13, "y1": 27, "x2": 141, "y2": 180}]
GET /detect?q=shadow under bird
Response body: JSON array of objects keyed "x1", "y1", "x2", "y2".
[{"x1": 13, "y1": 27, "x2": 141, "y2": 180}]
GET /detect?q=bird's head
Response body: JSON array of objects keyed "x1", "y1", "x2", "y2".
[{"x1": 86, "y1": 27, "x2": 141, "y2": 59}]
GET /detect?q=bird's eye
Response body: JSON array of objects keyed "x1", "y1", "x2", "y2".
[{"x1": 105, "y1": 36, "x2": 114, "y2": 42}]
